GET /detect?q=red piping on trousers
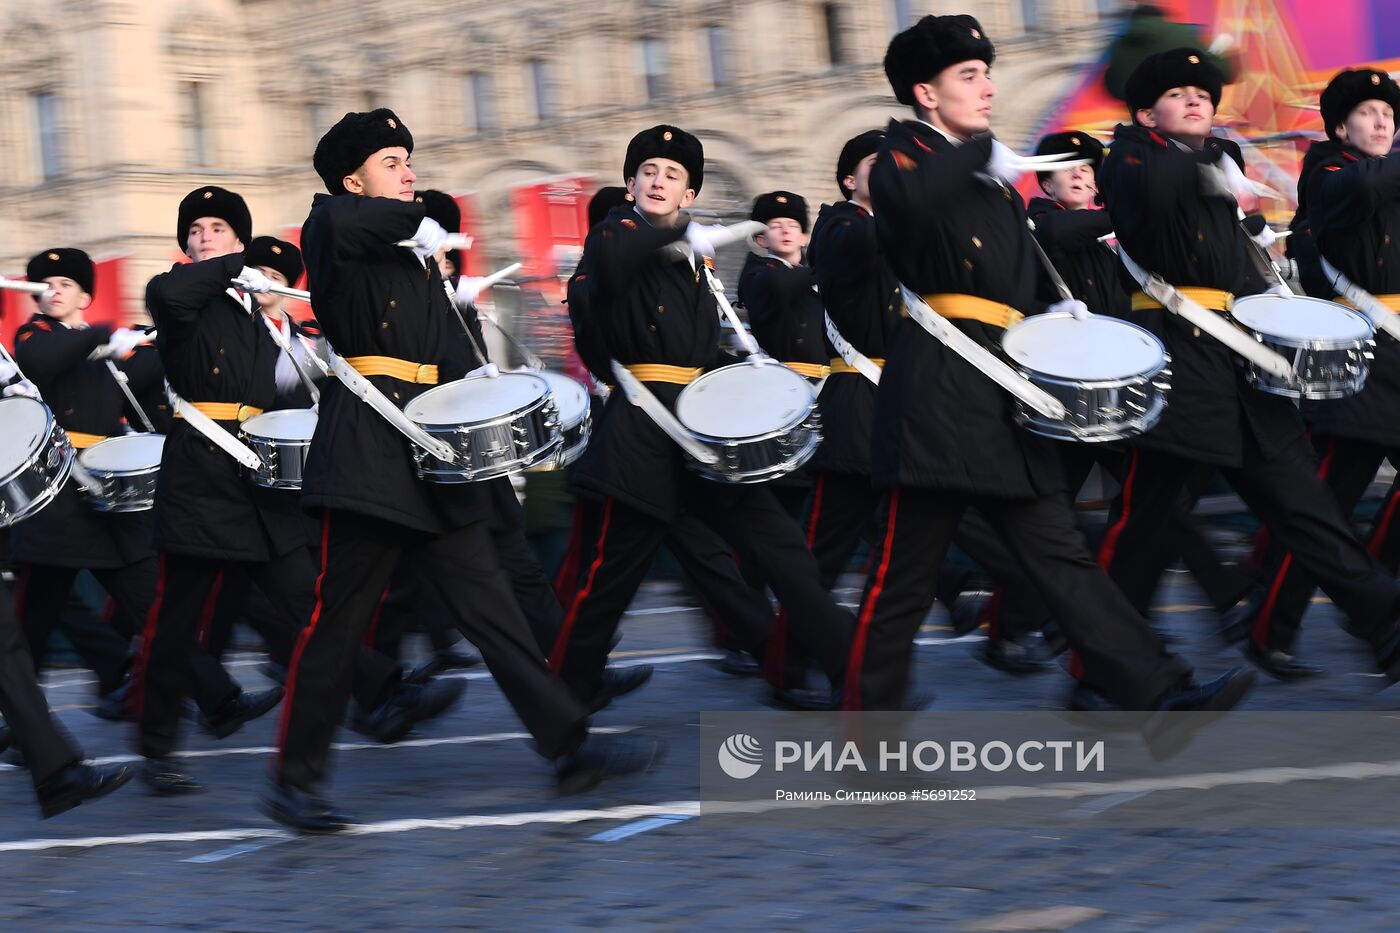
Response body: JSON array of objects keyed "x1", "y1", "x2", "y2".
[
  {"x1": 130, "y1": 553, "x2": 168, "y2": 727},
  {"x1": 1252, "y1": 440, "x2": 1337, "y2": 646},
  {"x1": 843, "y1": 486, "x2": 902, "y2": 711},
  {"x1": 550, "y1": 498, "x2": 613, "y2": 672},
  {"x1": 553, "y1": 501, "x2": 587, "y2": 598},
  {"x1": 1097, "y1": 448, "x2": 1140, "y2": 571},
  {"x1": 1368, "y1": 484, "x2": 1400, "y2": 558},
  {"x1": 275, "y1": 511, "x2": 333, "y2": 778}
]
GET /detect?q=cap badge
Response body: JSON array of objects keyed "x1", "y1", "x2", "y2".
[
  {"x1": 663, "y1": 131, "x2": 673, "y2": 141},
  {"x1": 1188, "y1": 54, "x2": 1200, "y2": 64},
  {"x1": 1372, "y1": 73, "x2": 1382, "y2": 85},
  {"x1": 387, "y1": 118, "x2": 397, "y2": 129},
  {"x1": 271, "y1": 245, "x2": 283, "y2": 255},
  {"x1": 971, "y1": 28, "x2": 981, "y2": 38},
  {"x1": 202, "y1": 190, "x2": 213, "y2": 199},
  {"x1": 1070, "y1": 136, "x2": 1081, "y2": 145},
  {"x1": 47, "y1": 252, "x2": 59, "y2": 260},
  {"x1": 776, "y1": 195, "x2": 788, "y2": 203}
]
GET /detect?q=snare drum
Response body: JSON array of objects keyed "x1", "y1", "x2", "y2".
[
  {"x1": 529, "y1": 370, "x2": 592, "y2": 470},
  {"x1": 1230, "y1": 295, "x2": 1373, "y2": 399},
  {"x1": 674, "y1": 361, "x2": 822, "y2": 483},
  {"x1": 406, "y1": 372, "x2": 563, "y2": 483},
  {"x1": 240, "y1": 409, "x2": 317, "y2": 490},
  {"x1": 78, "y1": 433, "x2": 165, "y2": 512},
  {"x1": 0, "y1": 397, "x2": 74, "y2": 527},
  {"x1": 1002, "y1": 312, "x2": 1172, "y2": 443}
]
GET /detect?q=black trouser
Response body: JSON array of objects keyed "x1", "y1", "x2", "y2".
[
  {"x1": 803, "y1": 472, "x2": 880, "y2": 590},
  {"x1": 848, "y1": 486, "x2": 1190, "y2": 710},
  {"x1": 204, "y1": 564, "x2": 302, "y2": 668},
  {"x1": 1100, "y1": 435, "x2": 1400, "y2": 651},
  {"x1": 275, "y1": 510, "x2": 589, "y2": 791},
  {"x1": 1247, "y1": 435, "x2": 1400, "y2": 651},
  {"x1": 13, "y1": 564, "x2": 138, "y2": 695},
  {"x1": 0, "y1": 585, "x2": 79, "y2": 787},
  {"x1": 551, "y1": 488, "x2": 855, "y2": 701},
  {"x1": 132, "y1": 548, "x2": 328, "y2": 759}
]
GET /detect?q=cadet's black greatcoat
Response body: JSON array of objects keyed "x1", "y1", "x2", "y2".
[
  {"x1": 299, "y1": 193, "x2": 483, "y2": 533},
  {"x1": 148, "y1": 254, "x2": 308, "y2": 561},
  {"x1": 9, "y1": 315, "x2": 162, "y2": 568},
  {"x1": 1098, "y1": 123, "x2": 1299, "y2": 467},
  {"x1": 568, "y1": 207, "x2": 721, "y2": 521},
  {"x1": 1026, "y1": 197, "x2": 1132, "y2": 317},
  {"x1": 869, "y1": 120, "x2": 1063, "y2": 497},
  {"x1": 805, "y1": 200, "x2": 900, "y2": 475},
  {"x1": 737, "y1": 252, "x2": 828, "y2": 369}
]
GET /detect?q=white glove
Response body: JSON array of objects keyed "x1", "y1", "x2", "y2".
[
  {"x1": 235, "y1": 266, "x2": 277, "y2": 294},
  {"x1": 1250, "y1": 226, "x2": 1281, "y2": 250},
  {"x1": 409, "y1": 217, "x2": 450, "y2": 262},
  {"x1": 986, "y1": 140, "x2": 1023, "y2": 185},
  {"x1": 0, "y1": 359, "x2": 17, "y2": 384},
  {"x1": 1265, "y1": 282, "x2": 1293, "y2": 297},
  {"x1": 1218, "y1": 155, "x2": 1283, "y2": 203},
  {"x1": 311, "y1": 402, "x2": 319, "y2": 414},
  {"x1": 455, "y1": 276, "x2": 490, "y2": 308},
  {"x1": 683, "y1": 222, "x2": 724, "y2": 260},
  {"x1": 1047, "y1": 298, "x2": 1091, "y2": 321},
  {"x1": 2, "y1": 379, "x2": 40, "y2": 400},
  {"x1": 106, "y1": 327, "x2": 147, "y2": 358},
  {"x1": 466, "y1": 362, "x2": 500, "y2": 379}
]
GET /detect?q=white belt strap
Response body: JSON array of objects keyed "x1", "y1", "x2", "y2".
[
  {"x1": 824, "y1": 312, "x2": 881, "y2": 386},
  {"x1": 325, "y1": 351, "x2": 456, "y2": 463},
  {"x1": 167, "y1": 384, "x2": 265, "y2": 470}
]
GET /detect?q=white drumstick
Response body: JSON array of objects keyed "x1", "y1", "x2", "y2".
[
  {"x1": 0, "y1": 277, "x2": 52, "y2": 297},
  {"x1": 232, "y1": 278, "x2": 311, "y2": 302},
  {"x1": 86, "y1": 331, "x2": 157, "y2": 361},
  {"x1": 476, "y1": 262, "x2": 523, "y2": 291},
  {"x1": 396, "y1": 233, "x2": 474, "y2": 251}
]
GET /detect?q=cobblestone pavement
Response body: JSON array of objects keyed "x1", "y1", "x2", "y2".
[{"x1": 2, "y1": 568, "x2": 1399, "y2": 931}]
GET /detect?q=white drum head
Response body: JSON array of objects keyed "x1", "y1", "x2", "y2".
[
  {"x1": 78, "y1": 433, "x2": 166, "y2": 471},
  {"x1": 676, "y1": 363, "x2": 814, "y2": 439},
  {"x1": 406, "y1": 372, "x2": 549, "y2": 425},
  {"x1": 1003, "y1": 313, "x2": 1165, "y2": 381},
  {"x1": 537, "y1": 371, "x2": 590, "y2": 424},
  {"x1": 1231, "y1": 295, "x2": 1372, "y2": 341},
  {"x1": 0, "y1": 397, "x2": 52, "y2": 475},
  {"x1": 242, "y1": 409, "x2": 318, "y2": 441}
]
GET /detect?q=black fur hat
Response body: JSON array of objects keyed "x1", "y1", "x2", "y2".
[
  {"x1": 588, "y1": 186, "x2": 634, "y2": 229},
  {"x1": 176, "y1": 186, "x2": 252, "y2": 250},
  {"x1": 623, "y1": 125, "x2": 704, "y2": 194},
  {"x1": 26, "y1": 247, "x2": 94, "y2": 296},
  {"x1": 884, "y1": 15, "x2": 995, "y2": 107},
  {"x1": 1033, "y1": 130, "x2": 1105, "y2": 187},
  {"x1": 1320, "y1": 68, "x2": 1400, "y2": 142},
  {"x1": 836, "y1": 129, "x2": 885, "y2": 198},
  {"x1": 1125, "y1": 47, "x2": 1224, "y2": 118},
  {"x1": 313, "y1": 108, "x2": 414, "y2": 195},
  {"x1": 244, "y1": 236, "x2": 303, "y2": 286},
  {"x1": 750, "y1": 191, "x2": 810, "y2": 232}
]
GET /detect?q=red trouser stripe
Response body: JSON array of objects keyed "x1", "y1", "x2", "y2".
[
  {"x1": 1096, "y1": 448, "x2": 1139, "y2": 572},
  {"x1": 1252, "y1": 439, "x2": 1337, "y2": 646},
  {"x1": 1368, "y1": 484, "x2": 1400, "y2": 558},
  {"x1": 806, "y1": 472, "x2": 827, "y2": 550},
  {"x1": 129, "y1": 553, "x2": 168, "y2": 727},
  {"x1": 553, "y1": 501, "x2": 587, "y2": 598},
  {"x1": 549, "y1": 498, "x2": 613, "y2": 673},
  {"x1": 275, "y1": 511, "x2": 333, "y2": 778},
  {"x1": 843, "y1": 486, "x2": 902, "y2": 711},
  {"x1": 195, "y1": 571, "x2": 226, "y2": 651}
]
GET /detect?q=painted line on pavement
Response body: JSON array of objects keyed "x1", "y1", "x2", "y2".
[{"x1": 587, "y1": 813, "x2": 694, "y2": 843}]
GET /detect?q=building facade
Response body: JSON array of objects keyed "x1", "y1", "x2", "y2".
[{"x1": 0, "y1": 0, "x2": 1115, "y2": 323}]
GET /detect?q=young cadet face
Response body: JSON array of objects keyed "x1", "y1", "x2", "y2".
[
  {"x1": 1138, "y1": 86, "x2": 1215, "y2": 145},
  {"x1": 38, "y1": 276, "x2": 90, "y2": 322},
  {"x1": 253, "y1": 265, "x2": 288, "y2": 312},
  {"x1": 757, "y1": 218, "x2": 807, "y2": 261},
  {"x1": 346, "y1": 147, "x2": 416, "y2": 200},
  {"x1": 1042, "y1": 163, "x2": 1097, "y2": 210},
  {"x1": 843, "y1": 152, "x2": 878, "y2": 204},
  {"x1": 1337, "y1": 99, "x2": 1397, "y2": 158},
  {"x1": 626, "y1": 157, "x2": 696, "y2": 224},
  {"x1": 917, "y1": 59, "x2": 995, "y2": 141},
  {"x1": 186, "y1": 217, "x2": 244, "y2": 262}
]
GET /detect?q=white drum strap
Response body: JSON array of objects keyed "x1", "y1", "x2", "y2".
[
  {"x1": 167, "y1": 385, "x2": 265, "y2": 470},
  {"x1": 824, "y1": 312, "x2": 881, "y2": 386},
  {"x1": 1320, "y1": 257, "x2": 1400, "y2": 343},
  {"x1": 325, "y1": 351, "x2": 456, "y2": 463}
]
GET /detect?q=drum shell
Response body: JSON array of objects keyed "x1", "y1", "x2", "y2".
[
  {"x1": 1231, "y1": 296, "x2": 1374, "y2": 400},
  {"x1": 528, "y1": 372, "x2": 592, "y2": 472},
  {"x1": 0, "y1": 403, "x2": 74, "y2": 528},
  {"x1": 78, "y1": 434, "x2": 165, "y2": 512},
  {"x1": 410, "y1": 378, "x2": 564, "y2": 483},
  {"x1": 676, "y1": 363, "x2": 823, "y2": 484},
  {"x1": 240, "y1": 411, "x2": 317, "y2": 490}
]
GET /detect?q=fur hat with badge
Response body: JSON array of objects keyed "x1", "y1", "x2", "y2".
[
  {"x1": 244, "y1": 236, "x2": 303, "y2": 287},
  {"x1": 176, "y1": 186, "x2": 252, "y2": 250},
  {"x1": 1124, "y1": 47, "x2": 1224, "y2": 118},
  {"x1": 1319, "y1": 68, "x2": 1400, "y2": 142},
  {"x1": 26, "y1": 248, "x2": 95, "y2": 297},
  {"x1": 1033, "y1": 131, "x2": 1105, "y2": 186},
  {"x1": 884, "y1": 15, "x2": 995, "y2": 106},
  {"x1": 588, "y1": 186, "x2": 634, "y2": 229},
  {"x1": 623, "y1": 125, "x2": 704, "y2": 194},
  {"x1": 313, "y1": 108, "x2": 414, "y2": 195},
  {"x1": 835, "y1": 130, "x2": 885, "y2": 199},
  {"x1": 750, "y1": 191, "x2": 810, "y2": 232}
]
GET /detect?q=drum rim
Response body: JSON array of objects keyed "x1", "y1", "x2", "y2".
[
  {"x1": 0, "y1": 397, "x2": 60, "y2": 484},
  {"x1": 1003, "y1": 311, "x2": 1170, "y2": 386},
  {"x1": 1229, "y1": 295, "x2": 1375, "y2": 349},
  {"x1": 77, "y1": 432, "x2": 166, "y2": 478},
  {"x1": 0, "y1": 427, "x2": 74, "y2": 526},
  {"x1": 406, "y1": 372, "x2": 553, "y2": 427},
  {"x1": 240, "y1": 408, "x2": 318, "y2": 444},
  {"x1": 676, "y1": 361, "x2": 818, "y2": 443}
]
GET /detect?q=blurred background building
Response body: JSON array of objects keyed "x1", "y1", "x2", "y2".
[{"x1": 0, "y1": 0, "x2": 1115, "y2": 340}]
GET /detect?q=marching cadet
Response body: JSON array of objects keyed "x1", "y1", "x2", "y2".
[
  {"x1": 1096, "y1": 49, "x2": 1400, "y2": 685},
  {"x1": 550, "y1": 124, "x2": 855, "y2": 711},
  {"x1": 130, "y1": 187, "x2": 322, "y2": 795},
  {"x1": 845, "y1": 15, "x2": 1254, "y2": 717},
  {"x1": 7, "y1": 248, "x2": 156, "y2": 712},
  {"x1": 271, "y1": 110, "x2": 659, "y2": 833},
  {"x1": 0, "y1": 579, "x2": 132, "y2": 817},
  {"x1": 247, "y1": 235, "x2": 325, "y2": 411},
  {"x1": 1235, "y1": 68, "x2": 1400, "y2": 678}
]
